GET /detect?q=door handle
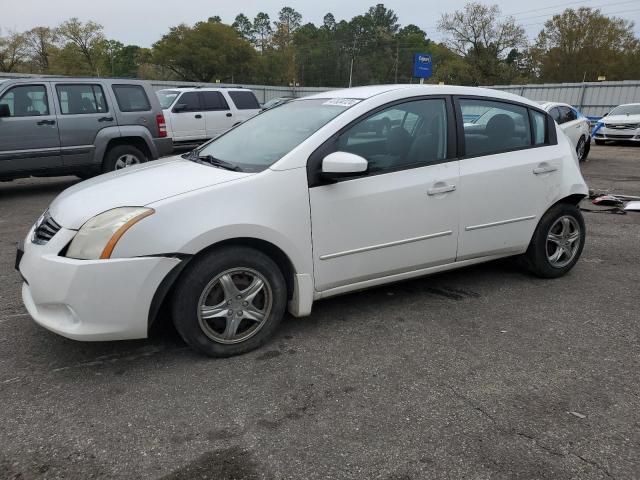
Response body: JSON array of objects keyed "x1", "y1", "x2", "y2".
[
  {"x1": 98, "y1": 116, "x2": 114, "y2": 122},
  {"x1": 36, "y1": 119, "x2": 55, "y2": 126},
  {"x1": 226, "y1": 113, "x2": 232, "y2": 117},
  {"x1": 195, "y1": 114, "x2": 202, "y2": 119},
  {"x1": 427, "y1": 184, "x2": 456, "y2": 196},
  {"x1": 533, "y1": 165, "x2": 558, "y2": 175}
]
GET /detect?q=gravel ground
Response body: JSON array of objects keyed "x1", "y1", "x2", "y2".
[{"x1": 1, "y1": 143, "x2": 638, "y2": 479}]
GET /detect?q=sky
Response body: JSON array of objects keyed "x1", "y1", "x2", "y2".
[{"x1": 2, "y1": 0, "x2": 640, "y2": 47}]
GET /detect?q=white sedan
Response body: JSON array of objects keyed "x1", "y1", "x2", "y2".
[
  {"x1": 17, "y1": 85, "x2": 588, "y2": 357},
  {"x1": 538, "y1": 101, "x2": 591, "y2": 162},
  {"x1": 593, "y1": 103, "x2": 640, "y2": 145}
]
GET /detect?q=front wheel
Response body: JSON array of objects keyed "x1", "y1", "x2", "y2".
[
  {"x1": 576, "y1": 136, "x2": 589, "y2": 162},
  {"x1": 172, "y1": 246, "x2": 287, "y2": 357},
  {"x1": 521, "y1": 203, "x2": 586, "y2": 278}
]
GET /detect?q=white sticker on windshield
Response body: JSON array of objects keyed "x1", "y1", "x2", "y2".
[{"x1": 322, "y1": 98, "x2": 361, "y2": 107}]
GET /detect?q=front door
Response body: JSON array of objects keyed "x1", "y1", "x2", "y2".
[
  {"x1": 0, "y1": 83, "x2": 61, "y2": 175},
  {"x1": 171, "y1": 91, "x2": 206, "y2": 141},
  {"x1": 456, "y1": 98, "x2": 563, "y2": 260},
  {"x1": 309, "y1": 98, "x2": 459, "y2": 292}
]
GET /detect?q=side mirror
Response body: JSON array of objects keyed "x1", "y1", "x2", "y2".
[
  {"x1": 173, "y1": 103, "x2": 187, "y2": 113},
  {"x1": 0, "y1": 104, "x2": 10, "y2": 117},
  {"x1": 321, "y1": 151, "x2": 368, "y2": 179},
  {"x1": 602, "y1": 112, "x2": 608, "y2": 117}
]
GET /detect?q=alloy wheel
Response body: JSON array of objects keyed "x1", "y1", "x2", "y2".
[
  {"x1": 197, "y1": 268, "x2": 273, "y2": 345},
  {"x1": 546, "y1": 215, "x2": 581, "y2": 268},
  {"x1": 114, "y1": 154, "x2": 141, "y2": 170}
]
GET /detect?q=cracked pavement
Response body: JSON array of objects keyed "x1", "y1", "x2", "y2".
[{"x1": 1, "y1": 143, "x2": 639, "y2": 479}]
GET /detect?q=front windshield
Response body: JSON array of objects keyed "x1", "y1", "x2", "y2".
[
  {"x1": 197, "y1": 98, "x2": 358, "y2": 172},
  {"x1": 157, "y1": 90, "x2": 179, "y2": 109},
  {"x1": 609, "y1": 104, "x2": 640, "y2": 116}
]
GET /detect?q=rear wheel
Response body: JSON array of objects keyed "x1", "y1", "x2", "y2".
[
  {"x1": 103, "y1": 145, "x2": 147, "y2": 173},
  {"x1": 172, "y1": 246, "x2": 287, "y2": 357},
  {"x1": 521, "y1": 203, "x2": 586, "y2": 278}
]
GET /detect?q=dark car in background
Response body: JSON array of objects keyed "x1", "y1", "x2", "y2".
[{"x1": 0, "y1": 77, "x2": 172, "y2": 181}]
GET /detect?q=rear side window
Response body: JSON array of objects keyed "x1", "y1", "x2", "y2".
[
  {"x1": 228, "y1": 91, "x2": 260, "y2": 110},
  {"x1": 0, "y1": 85, "x2": 49, "y2": 117},
  {"x1": 201, "y1": 91, "x2": 229, "y2": 111},
  {"x1": 460, "y1": 99, "x2": 531, "y2": 157},
  {"x1": 56, "y1": 84, "x2": 107, "y2": 115},
  {"x1": 112, "y1": 84, "x2": 151, "y2": 112},
  {"x1": 530, "y1": 110, "x2": 547, "y2": 145}
]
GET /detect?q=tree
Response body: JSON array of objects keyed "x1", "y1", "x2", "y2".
[
  {"x1": 56, "y1": 18, "x2": 106, "y2": 75},
  {"x1": 0, "y1": 31, "x2": 28, "y2": 72},
  {"x1": 322, "y1": 13, "x2": 336, "y2": 31},
  {"x1": 152, "y1": 20, "x2": 258, "y2": 82},
  {"x1": 24, "y1": 27, "x2": 56, "y2": 72},
  {"x1": 253, "y1": 12, "x2": 273, "y2": 53},
  {"x1": 232, "y1": 14, "x2": 255, "y2": 45},
  {"x1": 273, "y1": 7, "x2": 302, "y2": 50},
  {"x1": 438, "y1": 2, "x2": 526, "y2": 84},
  {"x1": 532, "y1": 7, "x2": 640, "y2": 82}
]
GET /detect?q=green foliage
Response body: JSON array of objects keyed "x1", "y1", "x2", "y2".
[{"x1": 2, "y1": 3, "x2": 640, "y2": 86}]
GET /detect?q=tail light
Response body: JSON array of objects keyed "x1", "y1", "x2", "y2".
[{"x1": 156, "y1": 114, "x2": 167, "y2": 138}]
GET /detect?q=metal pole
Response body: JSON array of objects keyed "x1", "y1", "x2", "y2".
[{"x1": 349, "y1": 57, "x2": 354, "y2": 88}]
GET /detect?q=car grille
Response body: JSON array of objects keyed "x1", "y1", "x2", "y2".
[
  {"x1": 606, "y1": 134, "x2": 635, "y2": 139},
  {"x1": 32, "y1": 211, "x2": 61, "y2": 245},
  {"x1": 605, "y1": 123, "x2": 640, "y2": 130}
]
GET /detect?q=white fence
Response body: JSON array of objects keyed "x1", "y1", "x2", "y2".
[{"x1": 2, "y1": 72, "x2": 639, "y2": 115}]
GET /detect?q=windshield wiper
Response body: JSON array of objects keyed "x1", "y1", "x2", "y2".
[{"x1": 191, "y1": 154, "x2": 243, "y2": 172}]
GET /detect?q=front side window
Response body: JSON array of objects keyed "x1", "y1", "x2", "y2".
[
  {"x1": 112, "y1": 84, "x2": 151, "y2": 112},
  {"x1": 174, "y1": 92, "x2": 201, "y2": 112},
  {"x1": 336, "y1": 99, "x2": 448, "y2": 173},
  {"x1": 201, "y1": 91, "x2": 229, "y2": 111},
  {"x1": 460, "y1": 99, "x2": 531, "y2": 157},
  {"x1": 228, "y1": 91, "x2": 260, "y2": 110},
  {"x1": 56, "y1": 84, "x2": 107, "y2": 115},
  {"x1": 197, "y1": 98, "x2": 354, "y2": 172},
  {"x1": 0, "y1": 85, "x2": 49, "y2": 117}
]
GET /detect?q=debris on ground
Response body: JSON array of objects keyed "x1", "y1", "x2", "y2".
[{"x1": 568, "y1": 411, "x2": 587, "y2": 419}]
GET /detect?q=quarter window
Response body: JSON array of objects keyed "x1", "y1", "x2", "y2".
[
  {"x1": 336, "y1": 99, "x2": 448, "y2": 173},
  {"x1": 0, "y1": 85, "x2": 49, "y2": 117},
  {"x1": 228, "y1": 91, "x2": 260, "y2": 110},
  {"x1": 530, "y1": 110, "x2": 547, "y2": 145},
  {"x1": 112, "y1": 84, "x2": 151, "y2": 112},
  {"x1": 460, "y1": 99, "x2": 531, "y2": 156},
  {"x1": 56, "y1": 84, "x2": 107, "y2": 115},
  {"x1": 201, "y1": 91, "x2": 229, "y2": 111}
]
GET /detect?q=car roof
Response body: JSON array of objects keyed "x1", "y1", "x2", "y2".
[
  {"x1": 304, "y1": 84, "x2": 542, "y2": 108},
  {"x1": 158, "y1": 87, "x2": 248, "y2": 92},
  {"x1": 537, "y1": 101, "x2": 571, "y2": 109},
  {"x1": 3, "y1": 76, "x2": 149, "y2": 85}
]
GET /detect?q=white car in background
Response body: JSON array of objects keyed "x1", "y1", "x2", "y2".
[
  {"x1": 538, "y1": 102, "x2": 591, "y2": 162},
  {"x1": 156, "y1": 87, "x2": 261, "y2": 148},
  {"x1": 17, "y1": 85, "x2": 588, "y2": 357},
  {"x1": 592, "y1": 103, "x2": 640, "y2": 145}
]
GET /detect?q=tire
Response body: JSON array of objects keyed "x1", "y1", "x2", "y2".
[
  {"x1": 521, "y1": 203, "x2": 586, "y2": 278},
  {"x1": 103, "y1": 145, "x2": 147, "y2": 173},
  {"x1": 594, "y1": 139, "x2": 605, "y2": 146},
  {"x1": 171, "y1": 246, "x2": 287, "y2": 357},
  {"x1": 576, "y1": 135, "x2": 589, "y2": 162}
]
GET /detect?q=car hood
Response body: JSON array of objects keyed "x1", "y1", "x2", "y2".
[
  {"x1": 603, "y1": 114, "x2": 640, "y2": 125},
  {"x1": 49, "y1": 156, "x2": 251, "y2": 229}
]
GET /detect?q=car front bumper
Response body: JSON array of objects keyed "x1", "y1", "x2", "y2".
[
  {"x1": 594, "y1": 126, "x2": 640, "y2": 141},
  {"x1": 18, "y1": 226, "x2": 181, "y2": 341}
]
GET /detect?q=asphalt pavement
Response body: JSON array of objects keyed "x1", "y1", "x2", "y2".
[{"x1": 1, "y1": 144, "x2": 639, "y2": 479}]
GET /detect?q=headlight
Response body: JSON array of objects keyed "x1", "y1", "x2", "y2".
[{"x1": 66, "y1": 207, "x2": 154, "y2": 260}]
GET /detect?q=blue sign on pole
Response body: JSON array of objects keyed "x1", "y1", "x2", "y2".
[{"x1": 413, "y1": 53, "x2": 432, "y2": 79}]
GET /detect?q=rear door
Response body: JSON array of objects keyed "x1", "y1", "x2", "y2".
[
  {"x1": 456, "y1": 97, "x2": 563, "y2": 260},
  {"x1": 168, "y1": 91, "x2": 205, "y2": 141},
  {"x1": 53, "y1": 82, "x2": 111, "y2": 167},
  {"x1": 201, "y1": 91, "x2": 234, "y2": 138},
  {"x1": 0, "y1": 83, "x2": 61, "y2": 175}
]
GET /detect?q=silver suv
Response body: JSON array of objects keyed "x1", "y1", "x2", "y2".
[{"x1": 0, "y1": 77, "x2": 173, "y2": 181}]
